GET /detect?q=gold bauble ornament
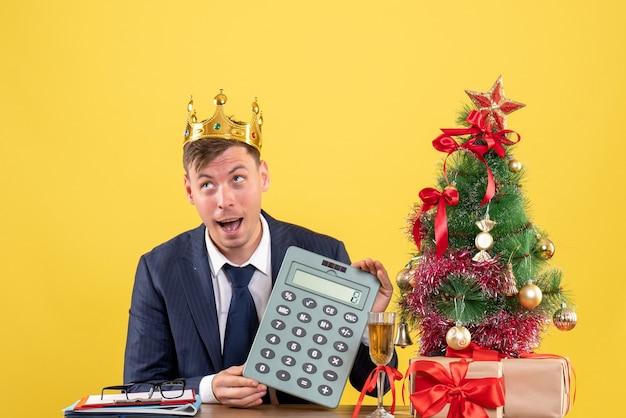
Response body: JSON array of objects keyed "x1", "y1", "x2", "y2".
[
  {"x1": 519, "y1": 282, "x2": 543, "y2": 308},
  {"x1": 445, "y1": 325, "x2": 472, "y2": 350},
  {"x1": 396, "y1": 268, "x2": 411, "y2": 289},
  {"x1": 535, "y1": 237, "x2": 555, "y2": 259},
  {"x1": 508, "y1": 159, "x2": 523, "y2": 172},
  {"x1": 553, "y1": 304, "x2": 578, "y2": 331}
]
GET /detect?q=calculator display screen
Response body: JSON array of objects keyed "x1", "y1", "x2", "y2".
[{"x1": 292, "y1": 269, "x2": 362, "y2": 305}]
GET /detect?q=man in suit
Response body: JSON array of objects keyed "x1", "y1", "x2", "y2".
[{"x1": 124, "y1": 91, "x2": 397, "y2": 408}]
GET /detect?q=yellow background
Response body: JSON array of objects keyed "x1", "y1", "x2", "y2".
[{"x1": 1, "y1": 1, "x2": 623, "y2": 417}]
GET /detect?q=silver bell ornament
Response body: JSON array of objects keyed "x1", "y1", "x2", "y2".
[{"x1": 393, "y1": 320, "x2": 414, "y2": 348}]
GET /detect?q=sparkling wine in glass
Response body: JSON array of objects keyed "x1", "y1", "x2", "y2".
[{"x1": 367, "y1": 311, "x2": 396, "y2": 418}]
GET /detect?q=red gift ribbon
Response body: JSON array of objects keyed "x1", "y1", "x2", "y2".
[
  {"x1": 432, "y1": 110, "x2": 521, "y2": 206},
  {"x1": 406, "y1": 359, "x2": 505, "y2": 418},
  {"x1": 412, "y1": 186, "x2": 459, "y2": 259},
  {"x1": 445, "y1": 342, "x2": 504, "y2": 362},
  {"x1": 352, "y1": 365, "x2": 403, "y2": 418}
]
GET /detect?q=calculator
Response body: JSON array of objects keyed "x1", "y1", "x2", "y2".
[{"x1": 242, "y1": 246, "x2": 380, "y2": 408}]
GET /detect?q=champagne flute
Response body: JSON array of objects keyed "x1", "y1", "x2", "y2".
[{"x1": 367, "y1": 311, "x2": 396, "y2": 418}]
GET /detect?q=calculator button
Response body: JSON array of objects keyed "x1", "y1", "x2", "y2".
[
  {"x1": 302, "y1": 362, "x2": 317, "y2": 374},
  {"x1": 266, "y1": 334, "x2": 281, "y2": 345},
  {"x1": 323, "y1": 305, "x2": 338, "y2": 316},
  {"x1": 318, "y1": 319, "x2": 333, "y2": 330},
  {"x1": 292, "y1": 326, "x2": 307, "y2": 337},
  {"x1": 302, "y1": 298, "x2": 317, "y2": 309},
  {"x1": 323, "y1": 370, "x2": 338, "y2": 381},
  {"x1": 333, "y1": 341, "x2": 348, "y2": 352},
  {"x1": 338, "y1": 326, "x2": 354, "y2": 338},
  {"x1": 260, "y1": 348, "x2": 276, "y2": 359},
  {"x1": 344, "y1": 312, "x2": 359, "y2": 323},
  {"x1": 276, "y1": 370, "x2": 291, "y2": 381},
  {"x1": 297, "y1": 378, "x2": 312, "y2": 389},
  {"x1": 255, "y1": 363, "x2": 270, "y2": 374},
  {"x1": 276, "y1": 305, "x2": 291, "y2": 315},
  {"x1": 297, "y1": 312, "x2": 312, "y2": 323},
  {"x1": 287, "y1": 341, "x2": 302, "y2": 352},
  {"x1": 282, "y1": 290, "x2": 296, "y2": 301},
  {"x1": 312, "y1": 333, "x2": 327, "y2": 345},
  {"x1": 281, "y1": 355, "x2": 296, "y2": 367},
  {"x1": 328, "y1": 355, "x2": 343, "y2": 367},
  {"x1": 271, "y1": 319, "x2": 286, "y2": 330},
  {"x1": 318, "y1": 385, "x2": 333, "y2": 397},
  {"x1": 308, "y1": 348, "x2": 323, "y2": 359}
]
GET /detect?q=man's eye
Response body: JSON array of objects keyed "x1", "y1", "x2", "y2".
[
  {"x1": 201, "y1": 182, "x2": 213, "y2": 190},
  {"x1": 233, "y1": 175, "x2": 244, "y2": 183}
]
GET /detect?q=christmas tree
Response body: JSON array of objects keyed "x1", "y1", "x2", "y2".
[{"x1": 397, "y1": 76, "x2": 577, "y2": 357}]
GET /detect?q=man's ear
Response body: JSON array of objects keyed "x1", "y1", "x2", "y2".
[
  {"x1": 259, "y1": 160, "x2": 270, "y2": 192},
  {"x1": 183, "y1": 173, "x2": 195, "y2": 204}
]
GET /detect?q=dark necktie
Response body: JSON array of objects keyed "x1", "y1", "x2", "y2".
[{"x1": 222, "y1": 264, "x2": 258, "y2": 368}]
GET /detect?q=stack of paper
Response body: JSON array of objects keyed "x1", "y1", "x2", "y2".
[{"x1": 63, "y1": 389, "x2": 200, "y2": 417}]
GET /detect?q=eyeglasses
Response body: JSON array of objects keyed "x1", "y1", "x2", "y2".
[{"x1": 101, "y1": 380, "x2": 186, "y2": 401}]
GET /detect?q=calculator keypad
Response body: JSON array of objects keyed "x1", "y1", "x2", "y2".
[{"x1": 249, "y1": 287, "x2": 360, "y2": 405}]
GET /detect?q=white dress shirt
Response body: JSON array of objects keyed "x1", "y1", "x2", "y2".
[{"x1": 198, "y1": 214, "x2": 272, "y2": 403}]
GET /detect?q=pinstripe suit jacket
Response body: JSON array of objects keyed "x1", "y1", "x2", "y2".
[{"x1": 123, "y1": 210, "x2": 396, "y2": 402}]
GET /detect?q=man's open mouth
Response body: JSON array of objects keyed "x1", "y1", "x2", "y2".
[{"x1": 218, "y1": 218, "x2": 243, "y2": 232}]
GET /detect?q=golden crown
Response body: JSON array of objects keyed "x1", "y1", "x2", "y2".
[{"x1": 183, "y1": 90, "x2": 263, "y2": 152}]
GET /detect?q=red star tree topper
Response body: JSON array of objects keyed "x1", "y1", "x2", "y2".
[{"x1": 465, "y1": 75, "x2": 525, "y2": 130}]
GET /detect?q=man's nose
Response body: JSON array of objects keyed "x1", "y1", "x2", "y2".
[{"x1": 216, "y1": 186, "x2": 235, "y2": 208}]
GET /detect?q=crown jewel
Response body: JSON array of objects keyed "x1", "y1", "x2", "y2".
[{"x1": 183, "y1": 90, "x2": 263, "y2": 152}]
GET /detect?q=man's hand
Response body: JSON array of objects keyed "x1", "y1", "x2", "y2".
[
  {"x1": 352, "y1": 258, "x2": 393, "y2": 313},
  {"x1": 212, "y1": 365, "x2": 267, "y2": 408}
]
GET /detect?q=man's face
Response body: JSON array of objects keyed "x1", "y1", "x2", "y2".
[{"x1": 184, "y1": 145, "x2": 270, "y2": 263}]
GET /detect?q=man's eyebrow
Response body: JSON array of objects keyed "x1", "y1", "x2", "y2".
[
  {"x1": 228, "y1": 164, "x2": 248, "y2": 175},
  {"x1": 195, "y1": 164, "x2": 248, "y2": 178}
]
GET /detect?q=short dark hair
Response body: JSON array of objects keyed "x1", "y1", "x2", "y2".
[{"x1": 183, "y1": 138, "x2": 261, "y2": 174}]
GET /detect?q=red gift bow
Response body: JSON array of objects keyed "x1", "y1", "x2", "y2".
[
  {"x1": 352, "y1": 365, "x2": 403, "y2": 418},
  {"x1": 432, "y1": 110, "x2": 521, "y2": 206},
  {"x1": 406, "y1": 359, "x2": 505, "y2": 418},
  {"x1": 412, "y1": 186, "x2": 459, "y2": 259}
]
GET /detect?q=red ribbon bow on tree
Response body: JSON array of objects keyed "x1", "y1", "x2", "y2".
[
  {"x1": 412, "y1": 186, "x2": 459, "y2": 259},
  {"x1": 432, "y1": 110, "x2": 521, "y2": 206},
  {"x1": 407, "y1": 359, "x2": 505, "y2": 418}
]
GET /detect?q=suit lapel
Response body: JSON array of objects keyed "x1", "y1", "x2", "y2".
[
  {"x1": 177, "y1": 225, "x2": 223, "y2": 371},
  {"x1": 264, "y1": 212, "x2": 295, "y2": 284}
]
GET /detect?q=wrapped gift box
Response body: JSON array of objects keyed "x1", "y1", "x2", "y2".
[
  {"x1": 408, "y1": 357, "x2": 504, "y2": 418},
  {"x1": 501, "y1": 357, "x2": 572, "y2": 418},
  {"x1": 408, "y1": 356, "x2": 572, "y2": 418}
]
